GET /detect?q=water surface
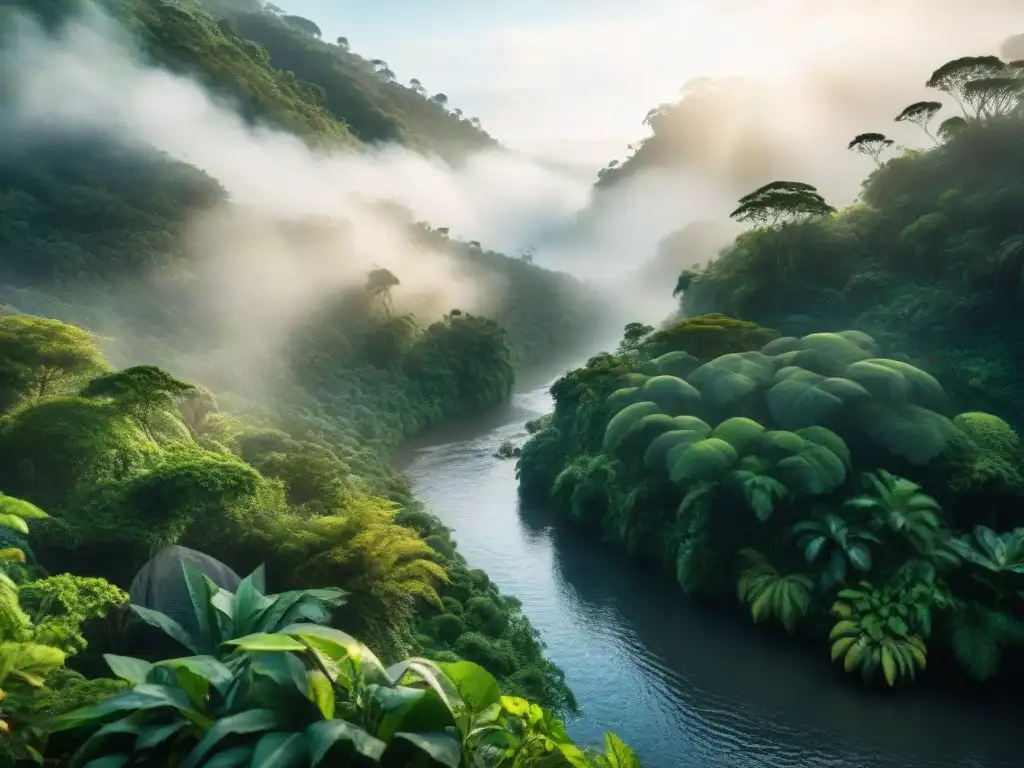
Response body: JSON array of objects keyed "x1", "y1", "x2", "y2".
[{"x1": 400, "y1": 385, "x2": 1021, "y2": 768}]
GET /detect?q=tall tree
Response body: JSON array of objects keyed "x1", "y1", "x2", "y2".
[
  {"x1": 409, "y1": 78, "x2": 426, "y2": 95},
  {"x1": 335, "y1": 36, "x2": 349, "y2": 51},
  {"x1": 432, "y1": 93, "x2": 449, "y2": 106},
  {"x1": 963, "y1": 76, "x2": 1023, "y2": 118},
  {"x1": 81, "y1": 366, "x2": 196, "y2": 439},
  {"x1": 926, "y1": 56, "x2": 1006, "y2": 117},
  {"x1": 730, "y1": 181, "x2": 836, "y2": 227},
  {"x1": 366, "y1": 268, "x2": 400, "y2": 318},
  {"x1": 0, "y1": 316, "x2": 106, "y2": 408},
  {"x1": 847, "y1": 133, "x2": 895, "y2": 167},
  {"x1": 894, "y1": 101, "x2": 942, "y2": 143}
]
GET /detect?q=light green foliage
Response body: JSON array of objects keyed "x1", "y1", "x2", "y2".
[
  {"x1": 0, "y1": 494, "x2": 48, "y2": 565},
  {"x1": 80, "y1": 365, "x2": 195, "y2": 439},
  {"x1": 736, "y1": 548, "x2": 813, "y2": 635},
  {"x1": 645, "y1": 350, "x2": 700, "y2": 378},
  {"x1": 641, "y1": 314, "x2": 779, "y2": 361},
  {"x1": 947, "y1": 412, "x2": 1024, "y2": 499},
  {"x1": 640, "y1": 375, "x2": 702, "y2": 413},
  {"x1": 828, "y1": 562, "x2": 945, "y2": 687},
  {"x1": 19, "y1": 575, "x2": 128, "y2": 655},
  {"x1": 0, "y1": 315, "x2": 107, "y2": 410},
  {"x1": 50, "y1": 624, "x2": 629, "y2": 766},
  {"x1": 602, "y1": 401, "x2": 662, "y2": 453}
]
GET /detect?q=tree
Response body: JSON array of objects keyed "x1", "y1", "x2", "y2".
[
  {"x1": 470, "y1": 117, "x2": 482, "y2": 128},
  {"x1": 335, "y1": 36, "x2": 349, "y2": 51},
  {"x1": 517, "y1": 245, "x2": 536, "y2": 263},
  {"x1": 366, "y1": 268, "x2": 400, "y2": 318},
  {"x1": 409, "y1": 78, "x2": 426, "y2": 95},
  {"x1": 926, "y1": 56, "x2": 1006, "y2": 117},
  {"x1": 280, "y1": 14, "x2": 321, "y2": 38},
  {"x1": 0, "y1": 315, "x2": 106, "y2": 408},
  {"x1": 432, "y1": 93, "x2": 449, "y2": 106},
  {"x1": 729, "y1": 181, "x2": 836, "y2": 227},
  {"x1": 894, "y1": 101, "x2": 942, "y2": 143},
  {"x1": 643, "y1": 103, "x2": 671, "y2": 127},
  {"x1": 616, "y1": 323, "x2": 655, "y2": 357},
  {"x1": 963, "y1": 77, "x2": 1023, "y2": 118},
  {"x1": 436, "y1": 227, "x2": 450, "y2": 237},
  {"x1": 80, "y1": 366, "x2": 196, "y2": 439},
  {"x1": 937, "y1": 115, "x2": 968, "y2": 141},
  {"x1": 453, "y1": 108, "x2": 464, "y2": 119},
  {"x1": 847, "y1": 133, "x2": 896, "y2": 167}
]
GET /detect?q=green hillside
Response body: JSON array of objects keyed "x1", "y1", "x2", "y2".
[{"x1": 517, "y1": 52, "x2": 1024, "y2": 696}]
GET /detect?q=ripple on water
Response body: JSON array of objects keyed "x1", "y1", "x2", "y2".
[{"x1": 401, "y1": 386, "x2": 1023, "y2": 768}]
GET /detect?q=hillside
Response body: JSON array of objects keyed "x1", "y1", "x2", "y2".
[
  {"x1": 516, "y1": 52, "x2": 1024, "y2": 698},
  {"x1": 0, "y1": 0, "x2": 607, "y2": 735}
]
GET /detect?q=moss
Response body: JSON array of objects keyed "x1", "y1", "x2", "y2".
[
  {"x1": 947, "y1": 412, "x2": 1024, "y2": 497},
  {"x1": 642, "y1": 314, "x2": 779, "y2": 362}
]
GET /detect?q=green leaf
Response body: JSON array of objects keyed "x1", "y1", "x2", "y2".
[
  {"x1": 307, "y1": 720, "x2": 386, "y2": 765},
  {"x1": 847, "y1": 542, "x2": 873, "y2": 572},
  {"x1": 251, "y1": 731, "x2": 307, "y2": 768},
  {"x1": 103, "y1": 654, "x2": 153, "y2": 685},
  {"x1": 180, "y1": 710, "x2": 284, "y2": 768},
  {"x1": 437, "y1": 660, "x2": 500, "y2": 713},
  {"x1": 603, "y1": 732, "x2": 641, "y2": 768},
  {"x1": 284, "y1": 624, "x2": 389, "y2": 685},
  {"x1": 0, "y1": 495, "x2": 48, "y2": 520},
  {"x1": 51, "y1": 684, "x2": 196, "y2": 733},
  {"x1": 803, "y1": 535, "x2": 827, "y2": 564},
  {"x1": 81, "y1": 757, "x2": 130, "y2": 768},
  {"x1": 307, "y1": 670, "x2": 334, "y2": 719},
  {"x1": 155, "y1": 656, "x2": 234, "y2": 692},
  {"x1": 391, "y1": 732, "x2": 461, "y2": 768},
  {"x1": 203, "y1": 747, "x2": 253, "y2": 768},
  {"x1": 223, "y1": 633, "x2": 307, "y2": 653},
  {"x1": 181, "y1": 564, "x2": 218, "y2": 651},
  {"x1": 136, "y1": 721, "x2": 188, "y2": 750},
  {"x1": 129, "y1": 605, "x2": 200, "y2": 655},
  {"x1": 0, "y1": 513, "x2": 29, "y2": 535}
]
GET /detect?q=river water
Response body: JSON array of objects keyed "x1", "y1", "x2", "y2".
[{"x1": 399, "y1": 383, "x2": 1021, "y2": 768}]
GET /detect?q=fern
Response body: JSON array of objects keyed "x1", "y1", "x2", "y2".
[
  {"x1": 950, "y1": 605, "x2": 1024, "y2": 682},
  {"x1": 736, "y1": 548, "x2": 814, "y2": 634}
]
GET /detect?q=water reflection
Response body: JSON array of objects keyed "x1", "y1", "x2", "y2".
[{"x1": 400, "y1": 386, "x2": 1021, "y2": 768}]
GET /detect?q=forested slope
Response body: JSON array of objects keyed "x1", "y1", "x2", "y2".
[
  {"x1": 518, "y1": 52, "x2": 1024, "y2": 695},
  {"x1": 0, "y1": 0, "x2": 614, "y2": 753}
]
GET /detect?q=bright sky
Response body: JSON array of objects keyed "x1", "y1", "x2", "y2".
[{"x1": 276, "y1": 1, "x2": 764, "y2": 164}]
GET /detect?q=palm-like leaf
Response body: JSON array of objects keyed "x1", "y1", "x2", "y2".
[
  {"x1": 847, "y1": 470, "x2": 944, "y2": 554},
  {"x1": 791, "y1": 509, "x2": 881, "y2": 590},
  {"x1": 736, "y1": 548, "x2": 814, "y2": 634},
  {"x1": 948, "y1": 525, "x2": 1024, "y2": 574}
]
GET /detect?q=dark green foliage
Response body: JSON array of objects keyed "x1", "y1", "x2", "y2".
[{"x1": 730, "y1": 181, "x2": 837, "y2": 227}]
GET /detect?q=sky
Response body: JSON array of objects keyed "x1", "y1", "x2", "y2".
[{"x1": 276, "y1": 0, "x2": 756, "y2": 165}]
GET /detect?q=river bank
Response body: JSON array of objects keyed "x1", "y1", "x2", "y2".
[{"x1": 398, "y1": 382, "x2": 1023, "y2": 768}]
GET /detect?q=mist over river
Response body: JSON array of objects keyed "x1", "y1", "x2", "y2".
[{"x1": 397, "y1": 374, "x2": 1022, "y2": 768}]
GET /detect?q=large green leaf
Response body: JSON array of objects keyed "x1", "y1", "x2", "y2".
[
  {"x1": 72, "y1": 716, "x2": 142, "y2": 767},
  {"x1": 390, "y1": 732, "x2": 461, "y2": 768},
  {"x1": 251, "y1": 731, "x2": 307, "y2": 768},
  {"x1": 602, "y1": 731, "x2": 641, "y2": 768},
  {"x1": 51, "y1": 684, "x2": 197, "y2": 733},
  {"x1": 437, "y1": 660, "x2": 500, "y2": 714},
  {"x1": 180, "y1": 709, "x2": 285, "y2": 768},
  {"x1": 135, "y1": 721, "x2": 189, "y2": 750},
  {"x1": 202, "y1": 747, "x2": 254, "y2": 768},
  {"x1": 129, "y1": 605, "x2": 200, "y2": 655},
  {"x1": 224, "y1": 633, "x2": 307, "y2": 653},
  {"x1": 181, "y1": 564, "x2": 219, "y2": 651},
  {"x1": 307, "y1": 720, "x2": 386, "y2": 765},
  {"x1": 284, "y1": 625, "x2": 390, "y2": 686},
  {"x1": 103, "y1": 654, "x2": 153, "y2": 685}
]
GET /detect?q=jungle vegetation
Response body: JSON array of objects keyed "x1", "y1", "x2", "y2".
[
  {"x1": 2, "y1": 0, "x2": 493, "y2": 159},
  {"x1": 518, "y1": 52, "x2": 1024, "y2": 691}
]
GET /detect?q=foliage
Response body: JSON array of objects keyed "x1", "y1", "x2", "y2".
[
  {"x1": 48, "y1": 622, "x2": 635, "y2": 767},
  {"x1": 847, "y1": 133, "x2": 896, "y2": 167},
  {"x1": 20, "y1": 575, "x2": 128, "y2": 656},
  {"x1": 729, "y1": 181, "x2": 837, "y2": 227},
  {"x1": 735, "y1": 549, "x2": 813, "y2": 634}
]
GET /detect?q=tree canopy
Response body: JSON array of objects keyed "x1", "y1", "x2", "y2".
[{"x1": 729, "y1": 181, "x2": 836, "y2": 227}]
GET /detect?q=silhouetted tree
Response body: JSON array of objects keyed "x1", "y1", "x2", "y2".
[
  {"x1": 895, "y1": 101, "x2": 942, "y2": 143},
  {"x1": 281, "y1": 15, "x2": 321, "y2": 38},
  {"x1": 937, "y1": 115, "x2": 968, "y2": 141},
  {"x1": 616, "y1": 322, "x2": 654, "y2": 356},
  {"x1": 436, "y1": 227, "x2": 450, "y2": 237},
  {"x1": 453, "y1": 108, "x2": 464, "y2": 120},
  {"x1": 409, "y1": 78, "x2": 426, "y2": 95},
  {"x1": 469, "y1": 117, "x2": 482, "y2": 128},
  {"x1": 366, "y1": 268, "x2": 400, "y2": 318},
  {"x1": 848, "y1": 133, "x2": 895, "y2": 167},
  {"x1": 336, "y1": 36, "x2": 349, "y2": 50},
  {"x1": 432, "y1": 93, "x2": 449, "y2": 106},
  {"x1": 964, "y1": 77, "x2": 1023, "y2": 117},
  {"x1": 926, "y1": 56, "x2": 1006, "y2": 117},
  {"x1": 730, "y1": 181, "x2": 836, "y2": 227}
]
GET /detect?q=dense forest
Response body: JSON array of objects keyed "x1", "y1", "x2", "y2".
[
  {"x1": 518, "y1": 52, "x2": 1024, "y2": 692},
  {"x1": 0, "y1": 1, "x2": 638, "y2": 765}
]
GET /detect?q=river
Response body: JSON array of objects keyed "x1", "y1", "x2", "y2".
[{"x1": 399, "y1": 381, "x2": 1022, "y2": 768}]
